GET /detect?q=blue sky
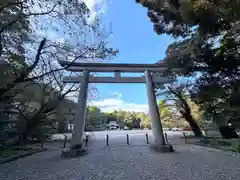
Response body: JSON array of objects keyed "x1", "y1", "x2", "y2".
[{"x1": 84, "y1": 0, "x2": 175, "y2": 112}]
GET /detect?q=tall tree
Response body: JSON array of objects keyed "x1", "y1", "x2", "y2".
[
  {"x1": 168, "y1": 87, "x2": 202, "y2": 137},
  {"x1": 0, "y1": 0, "x2": 118, "y2": 146},
  {"x1": 136, "y1": 0, "x2": 240, "y2": 130}
]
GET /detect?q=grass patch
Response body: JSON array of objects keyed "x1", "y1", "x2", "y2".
[
  {"x1": 0, "y1": 146, "x2": 46, "y2": 164},
  {"x1": 198, "y1": 138, "x2": 240, "y2": 152},
  {"x1": 217, "y1": 139, "x2": 240, "y2": 152},
  {"x1": 1, "y1": 149, "x2": 26, "y2": 158},
  {"x1": 0, "y1": 147, "x2": 37, "y2": 156},
  {"x1": 180, "y1": 136, "x2": 200, "y2": 139}
]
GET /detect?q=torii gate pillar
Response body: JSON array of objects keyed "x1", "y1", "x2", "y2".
[
  {"x1": 145, "y1": 70, "x2": 173, "y2": 152},
  {"x1": 62, "y1": 70, "x2": 89, "y2": 157},
  {"x1": 70, "y1": 70, "x2": 89, "y2": 149}
]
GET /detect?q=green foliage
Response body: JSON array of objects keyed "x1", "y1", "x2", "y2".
[
  {"x1": 85, "y1": 106, "x2": 103, "y2": 131},
  {"x1": 137, "y1": 0, "x2": 240, "y2": 37},
  {"x1": 158, "y1": 100, "x2": 168, "y2": 119},
  {"x1": 137, "y1": 0, "x2": 240, "y2": 128},
  {"x1": 158, "y1": 99, "x2": 176, "y2": 128},
  {"x1": 105, "y1": 103, "x2": 181, "y2": 129},
  {"x1": 231, "y1": 140, "x2": 240, "y2": 152}
]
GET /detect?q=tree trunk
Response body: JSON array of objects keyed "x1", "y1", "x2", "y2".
[
  {"x1": 185, "y1": 114, "x2": 202, "y2": 137},
  {"x1": 16, "y1": 132, "x2": 28, "y2": 146},
  {"x1": 182, "y1": 103, "x2": 202, "y2": 137},
  {"x1": 57, "y1": 120, "x2": 66, "y2": 133},
  {"x1": 168, "y1": 87, "x2": 203, "y2": 137}
]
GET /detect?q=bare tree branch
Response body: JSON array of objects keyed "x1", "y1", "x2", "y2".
[
  {"x1": 22, "y1": 47, "x2": 90, "y2": 82},
  {"x1": 0, "y1": 38, "x2": 46, "y2": 101},
  {"x1": 25, "y1": 2, "x2": 60, "y2": 16}
]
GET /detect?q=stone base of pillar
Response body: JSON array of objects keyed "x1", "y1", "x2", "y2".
[
  {"x1": 61, "y1": 147, "x2": 88, "y2": 158},
  {"x1": 149, "y1": 143, "x2": 174, "y2": 153}
]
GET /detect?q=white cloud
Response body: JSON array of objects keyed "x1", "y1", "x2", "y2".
[
  {"x1": 89, "y1": 92, "x2": 148, "y2": 113},
  {"x1": 82, "y1": 0, "x2": 108, "y2": 24},
  {"x1": 111, "y1": 91, "x2": 122, "y2": 100}
]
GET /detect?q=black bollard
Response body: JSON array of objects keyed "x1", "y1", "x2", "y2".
[
  {"x1": 85, "y1": 135, "x2": 89, "y2": 147},
  {"x1": 63, "y1": 136, "x2": 67, "y2": 148},
  {"x1": 41, "y1": 139, "x2": 44, "y2": 148},
  {"x1": 0, "y1": 138, "x2": 4, "y2": 154},
  {"x1": 165, "y1": 132, "x2": 169, "y2": 143},
  {"x1": 0, "y1": 144, "x2": 3, "y2": 156},
  {"x1": 126, "y1": 134, "x2": 129, "y2": 145},
  {"x1": 106, "y1": 134, "x2": 109, "y2": 146},
  {"x1": 146, "y1": 133, "x2": 149, "y2": 144},
  {"x1": 183, "y1": 132, "x2": 187, "y2": 144}
]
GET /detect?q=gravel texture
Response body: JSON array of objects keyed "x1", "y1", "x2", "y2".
[{"x1": 0, "y1": 130, "x2": 240, "y2": 180}]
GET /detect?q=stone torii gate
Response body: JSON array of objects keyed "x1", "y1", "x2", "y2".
[{"x1": 58, "y1": 60, "x2": 174, "y2": 157}]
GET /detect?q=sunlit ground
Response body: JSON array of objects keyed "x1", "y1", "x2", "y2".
[{"x1": 1, "y1": 130, "x2": 240, "y2": 180}]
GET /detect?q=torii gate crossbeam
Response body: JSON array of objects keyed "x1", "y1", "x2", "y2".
[
  {"x1": 63, "y1": 74, "x2": 170, "y2": 83},
  {"x1": 58, "y1": 60, "x2": 167, "y2": 72},
  {"x1": 59, "y1": 60, "x2": 174, "y2": 157}
]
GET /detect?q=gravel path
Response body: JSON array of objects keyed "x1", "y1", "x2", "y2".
[{"x1": 1, "y1": 131, "x2": 240, "y2": 180}]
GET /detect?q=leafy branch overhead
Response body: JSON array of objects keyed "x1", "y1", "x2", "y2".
[
  {"x1": 0, "y1": 0, "x2": 118, "y2": 146},
  {"x1": 137, "y1": 0, "x2": 240, "y2": 129}
]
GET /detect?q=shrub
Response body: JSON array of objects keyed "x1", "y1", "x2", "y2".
[{"x1": 230, "y1": 140, "x2": 240, "y2": 152}]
